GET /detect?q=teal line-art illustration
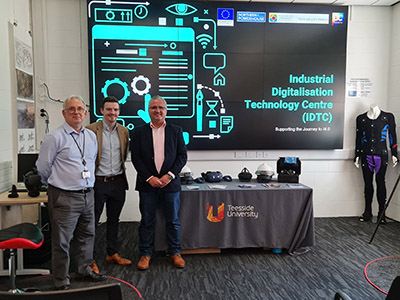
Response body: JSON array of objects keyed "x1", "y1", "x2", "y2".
[
  {"x1": 134, "y1": 5, "x2": 148, "y2": 19},
  {"x1": 91, "y1": 25, "x2": 196, "y2": 120},
  {"x1": 88, "y1": 1, "x2": 238, "y2": 147},
  {"x1": 193, "y1": 17, "x2": 217, "y2": 49},
  {"x1": 94, "y1": 8, "x2": 133, "y2": 23},
  {"x1": 193, "y1": 84, "x2": 234, "y2": 140},
  {"x1": 196, "y1": 90, "x2": 203, "y2": 131},
  {"x1": 206, "y1": 100, "x2": 218, "y2": 117},
  {"x1": 214, "y1": 73, "x2": 225, "y2": 86},
  {"x1": 166, "y1": 3, "x2": 197, "y2": 16},
  {"x1": 137, "y1": 94, "x2": 152, "y2": 124},
  {"x1": 203, "y1": 53, "x2": 226, "y2": 87},
  {"x1": 196, "y1": 33, "x2": 213, "y2": 49},
  {"x1": 220, "y1": 116, "x2": 234, "y2": 134},
  {"x1": 101, "y1": 78, "x2": 130, "y2": 104},
  {"x1": 88, "y1": 0, "x2": 238, "y2": 148}
]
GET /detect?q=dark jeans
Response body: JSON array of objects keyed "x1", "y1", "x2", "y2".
[
  {"x1": 138, "y1": 190, "x2": 181, "y2": 256},
  {"x1": 93, "y1": 178, "x2": 126, "y2": 257},
  {"x1": 360, "y1": 154, "x2": 388, "y2": 219}
]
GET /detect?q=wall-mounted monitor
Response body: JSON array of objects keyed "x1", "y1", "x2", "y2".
[{"x1": 87, "y1": 0, "x2": 347, "y2": 150}]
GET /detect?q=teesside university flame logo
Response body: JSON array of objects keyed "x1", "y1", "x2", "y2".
[{"x1": 206, "y1": 202, "x2": 225, "y2": 222}]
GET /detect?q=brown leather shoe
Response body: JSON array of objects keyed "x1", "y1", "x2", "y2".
[
  {"x1": 89, "y1": 260, "x2": 99, "y2": 274},
  {"x1": 171, "y1": 254, "x2": 185, "y2": 268},
  {"x1": 137, "y1": 256, "x2": 151, "y2": 270},
  {"x1": 106, "y1": 253, "x2": 132, "y2": 266}
]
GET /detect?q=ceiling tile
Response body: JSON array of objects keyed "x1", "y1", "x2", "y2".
[{"x1": 372, "y1": 0, "x2": 399, "y2": 5}]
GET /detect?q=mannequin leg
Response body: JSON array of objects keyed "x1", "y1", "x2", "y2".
[
  {"x1": 375, "y1": 155, "x2": 388, "y2": 222},
  {"x1": 360, "y1": 157, "x2": 374, "y2": 221}
]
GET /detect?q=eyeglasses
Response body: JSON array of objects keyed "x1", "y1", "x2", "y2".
[
  {"x1": 64, "y1": 107, "x2": 86, "y2": 114},
  {"x1": 149, "y1": 106, "x2": 166, "y2": 110}
]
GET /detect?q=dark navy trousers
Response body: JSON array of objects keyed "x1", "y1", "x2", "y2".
[{"x1": 93, "y1": 178, "x2": 126, "y2": 257}]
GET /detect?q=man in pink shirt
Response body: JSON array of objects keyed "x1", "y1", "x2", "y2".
[{"x1": 131, "y1": 95, "x2": 187, "y2": 270}]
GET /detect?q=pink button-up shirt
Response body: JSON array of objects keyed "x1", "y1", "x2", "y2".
[{"x1": 150, "y1": 121, "x2": 166, "y2": 174}]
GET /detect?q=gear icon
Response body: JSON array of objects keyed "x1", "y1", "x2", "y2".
[
  {"x1": 101, "y1": 78, "x2": 130, "y2": 104},
  {"x1": 105, "y1": 10, "x2": 115, "y2": 21},
  {"x1": 131, "y1": 75, "x2": 151, "y2": 96}
]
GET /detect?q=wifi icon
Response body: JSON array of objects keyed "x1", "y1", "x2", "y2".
[{"x1": 196, "y1": 33, "x2": 213, "y2": 49}]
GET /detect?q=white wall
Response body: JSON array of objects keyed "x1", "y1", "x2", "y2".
[
  {"x1": 0, "y1": 0, "x2": 31, "y2": 178},
  {"x1": 32, "y1": 0, "x2": 89, "y2": 148},
  {"x1": 387, "y1": 3, "x2": 400, "y2": 221},
  {"x1": 28, "y1": 1, "x2": 399, "y2": 221},
  {"x1": 1, "y1": 0, "x2": 38, "y2": 221}
]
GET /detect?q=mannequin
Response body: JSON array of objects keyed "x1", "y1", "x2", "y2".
[
  {"x1": 354, "y1": 104, "x2": 398, "y2": 224},
  {"x1": 355, "y1": 105, "x2": 398, "y2": 167}
]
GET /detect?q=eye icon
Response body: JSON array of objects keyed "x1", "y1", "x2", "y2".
[{"x1": 165, "y1": 3, "x2": 197, "y2": 16}]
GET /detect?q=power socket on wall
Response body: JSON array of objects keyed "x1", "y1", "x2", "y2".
[
  {"x1": 246, "y1": 152, "x2": 256, "y2": 158},
  {"x1": 235, "y1": 152, "x2": 245, "y2": 158}
]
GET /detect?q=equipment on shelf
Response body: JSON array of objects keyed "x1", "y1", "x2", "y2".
[
  {"x1": 277, "y1": 157, "x2": 301, "y2": 183},
  {"x1": 179, "y1": 165, "x2": 194, "y2": 185},
  {"x1": 238, "y1": 167, "x2": 252, "y2": 182},
  {"x1": 201, "y1": 171, "x2": 223, "y2": 183},
  {"x1": 255, "y1": 163, "x2": 274, "y2": 183}
]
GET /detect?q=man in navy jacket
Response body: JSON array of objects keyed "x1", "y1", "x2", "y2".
[{"x1": 131, "y1": 95, "x2": 187, "y2": 270}]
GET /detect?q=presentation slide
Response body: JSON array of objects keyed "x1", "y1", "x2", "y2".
[{"x1": 87, "y1": 0, "x2": 348, "y2": 150}]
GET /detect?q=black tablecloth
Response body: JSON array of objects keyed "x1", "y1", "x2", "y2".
[{"x1": 154, "y1": 180, "x2": 314, "y2": 254}]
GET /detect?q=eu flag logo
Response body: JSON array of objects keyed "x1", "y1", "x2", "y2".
[
  {"x1": 217, "y1": 8, "x2": 234, "y2": 26},
  {"x1": 218, "y1": 8, "x2": 234, "y2": 20}
]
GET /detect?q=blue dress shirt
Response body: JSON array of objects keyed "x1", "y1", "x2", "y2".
[
  {"x1": 96, "y1": 121, "x2": 123, "y2": 176},
  {"x1": 36, "y1": 122, "x2": 98, "y2": 190}
]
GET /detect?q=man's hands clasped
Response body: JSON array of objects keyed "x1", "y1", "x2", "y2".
[{"x1": 148, "y1": 174, "x2": 172, "y2": 188}]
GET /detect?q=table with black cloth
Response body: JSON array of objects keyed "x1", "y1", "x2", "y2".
[{"x1": 154, "y1": 179, "x2": 314, "y2": 255}]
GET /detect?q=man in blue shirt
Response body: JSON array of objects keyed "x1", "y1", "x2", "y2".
[{"x1": 36, "y1": 95, "x2": 107, "y2": 290}]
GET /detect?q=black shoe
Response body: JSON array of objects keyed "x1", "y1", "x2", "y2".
[
  {"x1": 78, "y1": 272, "x2": 107, "y2": 282},
  {"x1": 359, "y1": 215, "x2": 371, "y2": 222},
  {"x1": 379, "y1": 218, "x2": 387, "y2": 225},
  {"x1": 22, "y1": 288, "x2": 40, "y2": 292},
  {"x1": 56, "y1": 284, "x2": 70, "y2": 290}
]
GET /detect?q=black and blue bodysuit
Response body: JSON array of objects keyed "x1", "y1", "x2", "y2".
[{"x1": 354, "y1": 111, "x2": 398, "y2": 220}]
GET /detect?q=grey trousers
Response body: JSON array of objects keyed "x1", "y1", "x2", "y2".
[{"x1": 47, "y1": 185, "x2": 95, "y2": 288}]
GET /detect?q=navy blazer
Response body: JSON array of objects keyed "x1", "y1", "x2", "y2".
[{"x1": 131, "y1": 122, "x2": 187, "y2": 192}]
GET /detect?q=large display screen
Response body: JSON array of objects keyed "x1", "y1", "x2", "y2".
[{"x1": 87, "y1": 0, "x2": 348, "y2": 150}]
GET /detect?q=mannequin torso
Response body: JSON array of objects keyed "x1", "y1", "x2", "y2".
[
  {"x1": 354, "y1": 104, "x2": 398, "y2": 168},
  {"x1": 366, "y1": 104, "x2": 381, "y2": 120}
]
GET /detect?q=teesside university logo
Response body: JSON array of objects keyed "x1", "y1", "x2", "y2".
[
  {"x1": 206, "y1": 202, "x2": 225, "y2": 223},
  {"x1": 206, "y1": 202, "x2": 259, "y2": 223}
]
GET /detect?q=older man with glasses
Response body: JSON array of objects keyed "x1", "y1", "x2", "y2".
[{"x1": 36, "y1": 95, "x2": 107, "y2": 290}]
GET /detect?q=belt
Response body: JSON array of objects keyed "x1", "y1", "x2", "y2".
[
  {"x1": 96, "y1": 174, "x2": 124, "y2": 183},
  {"x1": 69, "y1": 188, "x2": 92, "y2": 194},
  {"x1": 49, "y1": 185, "x2": 92, "y2": 194}
]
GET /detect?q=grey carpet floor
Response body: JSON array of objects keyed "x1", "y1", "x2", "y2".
[{"x1": 1, "y1": 217, "x2": 399, "y2": 300}]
